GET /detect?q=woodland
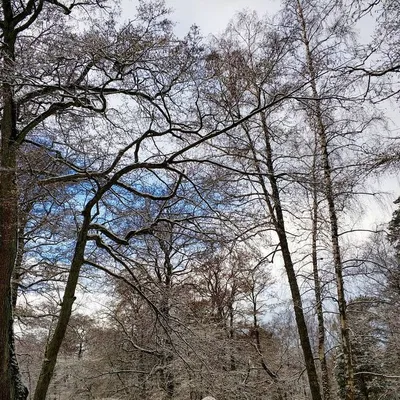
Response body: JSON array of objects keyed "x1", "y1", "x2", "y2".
[{"x1": 0, "y1": 0, "x2": 400, "y2": 399}]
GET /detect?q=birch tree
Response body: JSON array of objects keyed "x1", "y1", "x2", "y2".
[
  {"x1": 280, "y1": 1, "x2": 380, "y2": 397},
  {"x1": 202, "y1": 12, "x2": 324, "y2": 400}
]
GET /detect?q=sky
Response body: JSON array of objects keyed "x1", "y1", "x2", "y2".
[
  {"x1": 73, "y1": 0, "x2": 400, "y2": 313},
  {"x1": 14, "y1": 1, "x2": 400, "y2": 332},
  {"x1": 122, "y1": 0, "x2": 282, "y2": 36},
  {"x1": 118, "y1": 0, "x2": 400, "y2": 232}
]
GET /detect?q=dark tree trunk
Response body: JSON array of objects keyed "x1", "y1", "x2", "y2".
[
  {"x1": 295, "y1": 1, "x2": 355, "y2": 398},
  {"x1": 33, "y1": 212, "x2": 91, "y2": 400},
  {"x1": 12, "y1": 207, "x2": 32, "y2": 309},
  {"x1": 158, "y1": 235, "x2": 175, "y2": 400},
  {"x1": 242, "y1": 114, "x2": 323, "y2": 400},
  {"x1": 0, "y1": 1, "x2": 28, "y2": 398},
  {"x1": 228, "y1": 302, "x2": 236, "y2": 371},
  {"x1": 0, "y1": 167, "x2": 18, "y2": 400},
  {"x1": 261, "y1": 113, "x2": 322, "y2": 400}
]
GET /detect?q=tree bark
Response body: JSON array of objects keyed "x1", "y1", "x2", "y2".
[
  {"x1": 243, "y1": 114, "x2": 323, "y2": 400},
  {"x1": 261, "y1": 113, "x2": 322, "y2": 400},
  {"x1": 33, "y1": 212, "x2": 91, "y2": 400},
  {"x1": 295, "y1": 1, "x2": 355, "y2": 398},
  {"x1": 12, "y1": 207, "x2": 32, "y2": 309},
  {"x1": 157, "y1": 233, "x2": 175, "y2": 400},
  {"x1": 0, "y1": 164, "x2": 18, "y2": 400},
  {"x1": 0, "y1": 1, "x2": 28, "y2": 398},
  {"x1": 311, "y1": 152, "x2": 331, "y2": 400}
]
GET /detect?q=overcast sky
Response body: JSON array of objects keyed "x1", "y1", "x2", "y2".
[
  {"x1": 122, "y1": 0, "x2": 282, "y2": 36},
  {"x1": 119, "y1": 0, "x2": 400, "y2": 210}
]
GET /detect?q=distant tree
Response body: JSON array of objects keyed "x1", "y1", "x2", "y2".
[{"x1": 335, "y1": 297, "x2": 389, "y2": 400}]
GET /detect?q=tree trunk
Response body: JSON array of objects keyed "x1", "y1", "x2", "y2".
[
  {"x1": 228, "y1": 301, "x2": 236, "y2": 371},
  {"x1": 33, "y1": 213, "x2": 91, "y2": 400},
  {"x1": 261, "y1": 113, "x2": 322, "y2": 400},
  {"x1": 158, "y1": 236, "x2": 175, "y2": 400},
  {"x1": 0, "y1": 166, "x2": 17, "y2": 400},
  {"x1": 311, "y1": 153, "x2": 331, "y2": 400},
  {"x1": 12, "y1": 208, "x2": 32, "y2": 310},
  {"x1": 243, "y1": 114, "x2": 322, "y2": 400},
  {"x1": 295, "y1": 1, "x2": 355, "y2": 398},
  {"x1": 0, "y1": 1, "x2": 28, "y2": 398},
  {"x1": 251, "y1": 296, "x2": 284, "y2": 400}
]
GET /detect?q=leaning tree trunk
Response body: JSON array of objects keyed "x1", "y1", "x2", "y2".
[
  {"x1": 296, "y1": 1, "x2": 355, "y2": 398},
  {"x1": 243, "y1": 115, "x2": 323, "y2": 400},
  {"x1": 33, "y1": 211, "x2": 91, "y2": 400}
]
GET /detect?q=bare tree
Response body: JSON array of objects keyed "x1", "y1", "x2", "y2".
[
  {"x1": 201, "y1": 12, "x2": 324, "y2": 400},
  {"x1": 0, "y1": 0, "x2": 120, "y2": 398}
]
